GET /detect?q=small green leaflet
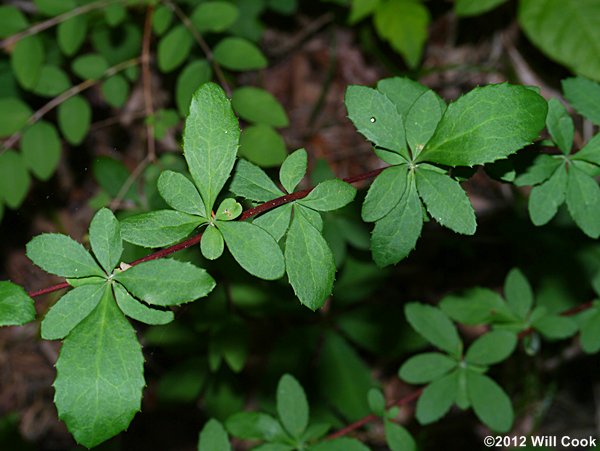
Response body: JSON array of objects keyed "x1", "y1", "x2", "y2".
[
  {"x1": 279, "y1": 148, "x2": 307, "y2": 193},
  {"x1": 113, "y1": 283, "x2": 174, "y2": 326},
  {"x1": 54, "y1": 286, "x2": 144, "y2": 448},
  {"x1": 0, "y1": 281, "x2": 35, "y2": 327},
  {"x1": 399, "y1": 352, "x2": 457, "y2": 384},
  {"x1": 201, "y1": 225, "x2": 225, "y2": 260},
  {"x1": 41, "y1": 283, "x2": 106, "y2": 340},
  {"x1": 213, "y1": 37, "x2": 267, "y2": 71},
  {"x1": 562, "y1": 76, "x2": 600, "y2": 125},
  {"x1": 120, "y1": 210, "x2": 204, "y2": 248},
  {"x1": 277, "y1": 374, "x2": 309, "y2": 439},
  {"x1": 215, "y1": 198, "x2": 242, "y2": 221},
  {"x1": 464, "y1": 331, "x2": 517, "y2": 366},
  {"x1": 405, "y1": 90, "x2": 444, "y2": 157},
  {"x1": 285, "y1": 209, "x2": 335, "y2": 310},
  {"x1": 467, "y1": 371, "x2": 513, "y2": 432},
  {"x1": 504, "y1": 268, "x2": 534, "y2": 320},
  {"x1": 253, "y1": 203, "x2": 293, "y2": 241},
  {"x1": 218, "y1": 221, "x2": 285, "y2": 280},
  {"x1": 573, "y1": 134, "x2": 600, "y2": 166},
  {"x1": 158, "y1": 170, "x2": 206, "y2": 217},
  {"x1": 415, "y1": 166, "x2": 476, "y2": 235},
  {"x1": 232, "y1": 86, "x2": 289, "y2": 127},
  {"x1": 230, "y1": 158, "x2": 284, "y2": 202},
  {"x1": 528, "y1": 164, "x2": 567, "y2": 225},
  {"x1": 371, "y1": 174, "x2": 423, "y2": 267},
  {"x1": 198, "y1": 419, "x2": 231, "y2": 451},
  {"x1": 183, "y1": 82, "x2": 240, "y2": 214},
  {"x1": 298, "y1": 179, "x2": 356, "y2": 212},
  {"x1": 89, "y1": 208, "x2": 123, "y2": 274},
  {"x1": 114, "y1": 259, "x2": 216, "y2": 306},
  {"x1": 385, "y1": 420, "x2": 417, "y2": 451},
  {"x1": 415, "y1": 371, "x2": 457, "y2": 424},
  {"x1": 404, "y1": 303, "x2": 462, "y2": 358},
  {"x1": 417, "y1": 83, "x2": 547, "y2": 166},
  {"x1": 565, "y1": 164, "x2": 600, "y2": 238},
  {"x1": 225, "y1": 411, "x2": 287, "y2": 441},
  {"x1": 345, "y1": 85, "x2": 409, "y2": 160},
  {"x1": 362, "y1": 165, "x2": 408, "y2": 223},
  {"x1": 26, "y1": 233, "x2": 104, "y2": 278},
  {"x1": 546, "y1": 98, "x2": 573, "y2": 154}
]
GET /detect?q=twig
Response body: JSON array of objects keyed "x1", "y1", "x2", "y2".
[
  {"x1": 0, "y1": 0, "x2": 120, "y2": 51},
  {"x1": 26, "y1": 165, "x2": 386, "y2": 297},
  {"x1": 1, "y1": 57, "x2": 140, "y2": 152},
  {"x1": 161, "y1": 0, "x2": 231, "y2": 96},
  {"x1": 141, "y1": 4, "x2": 156, "y2": 162},
  {"x1": 108, "y1": 155, "x2": 151, "y2": 211}
]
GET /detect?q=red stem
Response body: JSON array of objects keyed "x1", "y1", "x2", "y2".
[{"x1": 26, "y1": 167, "x2": 386, "y2": 298}]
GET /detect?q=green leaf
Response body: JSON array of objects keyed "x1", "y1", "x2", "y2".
[
  {"x1": 415, "y1": 167, "x2": 476, "y2": 234},
  {"x1": 101, "y1": 75, "x2": 129, "y2": 108},
  {"x1": 91, "y1": 22, "x2": 141, "y2": 66},
  {"x1": 406, "y1": 90, "x2": 444, "y2": 156},
  {"x1": 349, "y1": 0, "x2": 379, "y2": 23},
  {"x1": 253, "y1": 204, "x2": 292, "y2": 241},
  {"x1": 183, "y1": 82, "x2": 240, "y2": 213},
  {"x1": 198, "y1": 419, "x2": 231, "y2": 451},
  {"x1": 277, "y1": 374, "x2": 309, "y2": 438},
  {"x1": 114, "y1": 259, "x2": 216, "y2": 306},
  {"x1": 120, "y1": 210, "x2": 203, "y2": 248},
  {"x1": 0, "y1": 150, "x2": 29, "y2": 208},
  {"x1": 158, "y1": 170, "x2": 206, "y2": 217},
  {"x1": 104, "y1": 3, "x2": 126, "y2": 26},
  {"x1": 230, "y1": 159, "x2": 284, "y2": 201},
  {"x1": 113, "y1": 283, "x2": 173, "y2": 326},
  {"x1": 297, "y1": 204, "x2": 323, "y2": 231},
  {"x1": 214, "y1": 37, "x2": 267, "y2": 71},
  {"x1": 367, "y1": 388, "x2": 385, "y2": 415},
  {"x1": 528, "y1": 163, "x2": 567, "y2": 225},
  {"x1": 384, "y1": 420, "x2": 417, "y2": 451},
  {"x1": 317, "y1": 332, "x2": 374, "y2": 421},
  {"x1": 0, "y1": 6, "x2": 28, "y2": 38},
  {"x1": 218, "y1": 221, "x2": 285, "y2": 280},
  {"x1": 58, "y1": 95, "x2": 91, "y2": 145},
  {"x1": 11, "y1": 35, "x2": 44, "y2": 90},
  {"x1": 345, "y1": 85, "x2": 408, "y2": 160},
  {"x1": 239, "y1": 124, "x2": 287, "y2": 167},
  {"x1": 67, "y1": 276, "x2": 105, "y2": 288},
  {"x1": 519, "y1": 0, "x2": 600, "y2": 81},
  {"x1": 580, "y1": 309, "x2": 600, "y2": 353},
  {"x1": 417, "y1": 84, "x2": 547, "y2": 166},
  {"x1": 440, "y1": 287, "x2": 515, "y2": 324},
  {"x1": 152, "y1": 5, "x2": 173, "y2": 36},
  {"x1": 573, "y1": 133, "x2": 600, "y2": 166},
  {"x1": 191, "y1": 1, "x2": 239, "y2": 32},
  {"x1": 371, "y1": 177, "x2": 423, "y2": 266},
  {"x1": 232, "y1": 86, "x2": 289, "y2": 127},
  {"x1": 299, "y1": 179, "x2": 356, "y2": 212},
  {"x1": 415, "y1": 371, "x2": 457, "y2": 424},
  {"x1": 32, "y1": 65, "x2": 71, "y2": 97},
  {"x1": 377, "y1": 77, "x2": 432, "y2": 117},
  {"x1": 285, "y1": 209, "x2": 335, "y2": 310},
  {"x1": 226, "y1": 412, "x2": 286, "y2": 441},
  {"x1": 504, "y1": 268, "x2": 533, "y2": 320},
  {"x1": 54, "y1": 287, "x2": 144, "y2": 448},
  {"x1": 41, "y1": 283, "x2": 106, "y2": 340},
  {"x1": 20, "y1": 121, "x2": 60, "y2": 181},
  {"x1": 362, "y1": 165, "x2": 408, "y2": 222},
  {"x1": 201, "y1": 225, "x2": 225, "y2": 260},
  {"x1": 89, "y1": 208, "x2": 122, "y2": 273},
  {"x1": 373, "y1": 0, "x2": 430, "y2": 68},
  {"x1": 562, "y1": 76, "x2": 600, "y2": 125},
  {"x1": 566, "y1": 163, "x2": 600, "y2": 238},
  {"x1": 34, "y1": 0, "x2": 76, "y2": 16},
  {"x1": 279, "y1": 148, "x2": 307, "y2": 193},
  {"x1": 0, "y1": 281, "x2": 35, "y2": 327},
  {"x1": 157, "y1": 25, "x2": 193, "y2": 73},
  {"x1": 93, "y1": 157, "x2": 136, "y2": 200},
  {"x1": 467, "y1": 371, "x2": 513, "y2": 432},
  {"x1": 514, "y1": 154, "x2": 563, "y2": 187},
  {"x1": 0, "y1": 97, "x2": 31, "y2": 137},
  {"x1": 532, "y1": 315, "x2": 578, "y2": 339},
  {"x1": 465, "y1": 330, "x2": 517, "y2": 366},
  {"x1": 405, "y1": 303, "x2": 462, "y2": 357},
  {"x1": 26, "y1": 233, "x2": 103, "y2": 278},
  {"x1": 176, "y1": 60, "x2": 212, "y2": 116},
  {"x1": 57, "y1": 15, "x2": 87, "y2": 56},
  {"x1": 399, "y1": 352, "x2": 457, "y2": 384},
  {"x1": 546, "y1": 98, "x2": 573, "y2": 154},
  {"x1": 310, "y1": 437, "x2": 370, "y2": 451},
  {"x1": 455, "y1": 0, "x2": 507, "y2": 16},
  {"x1": 215, "y1": 198, "x2": 242, "y2": 221},
  {"x1": 72, "y1": 53, "x2": 108, "y2": 80}
]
